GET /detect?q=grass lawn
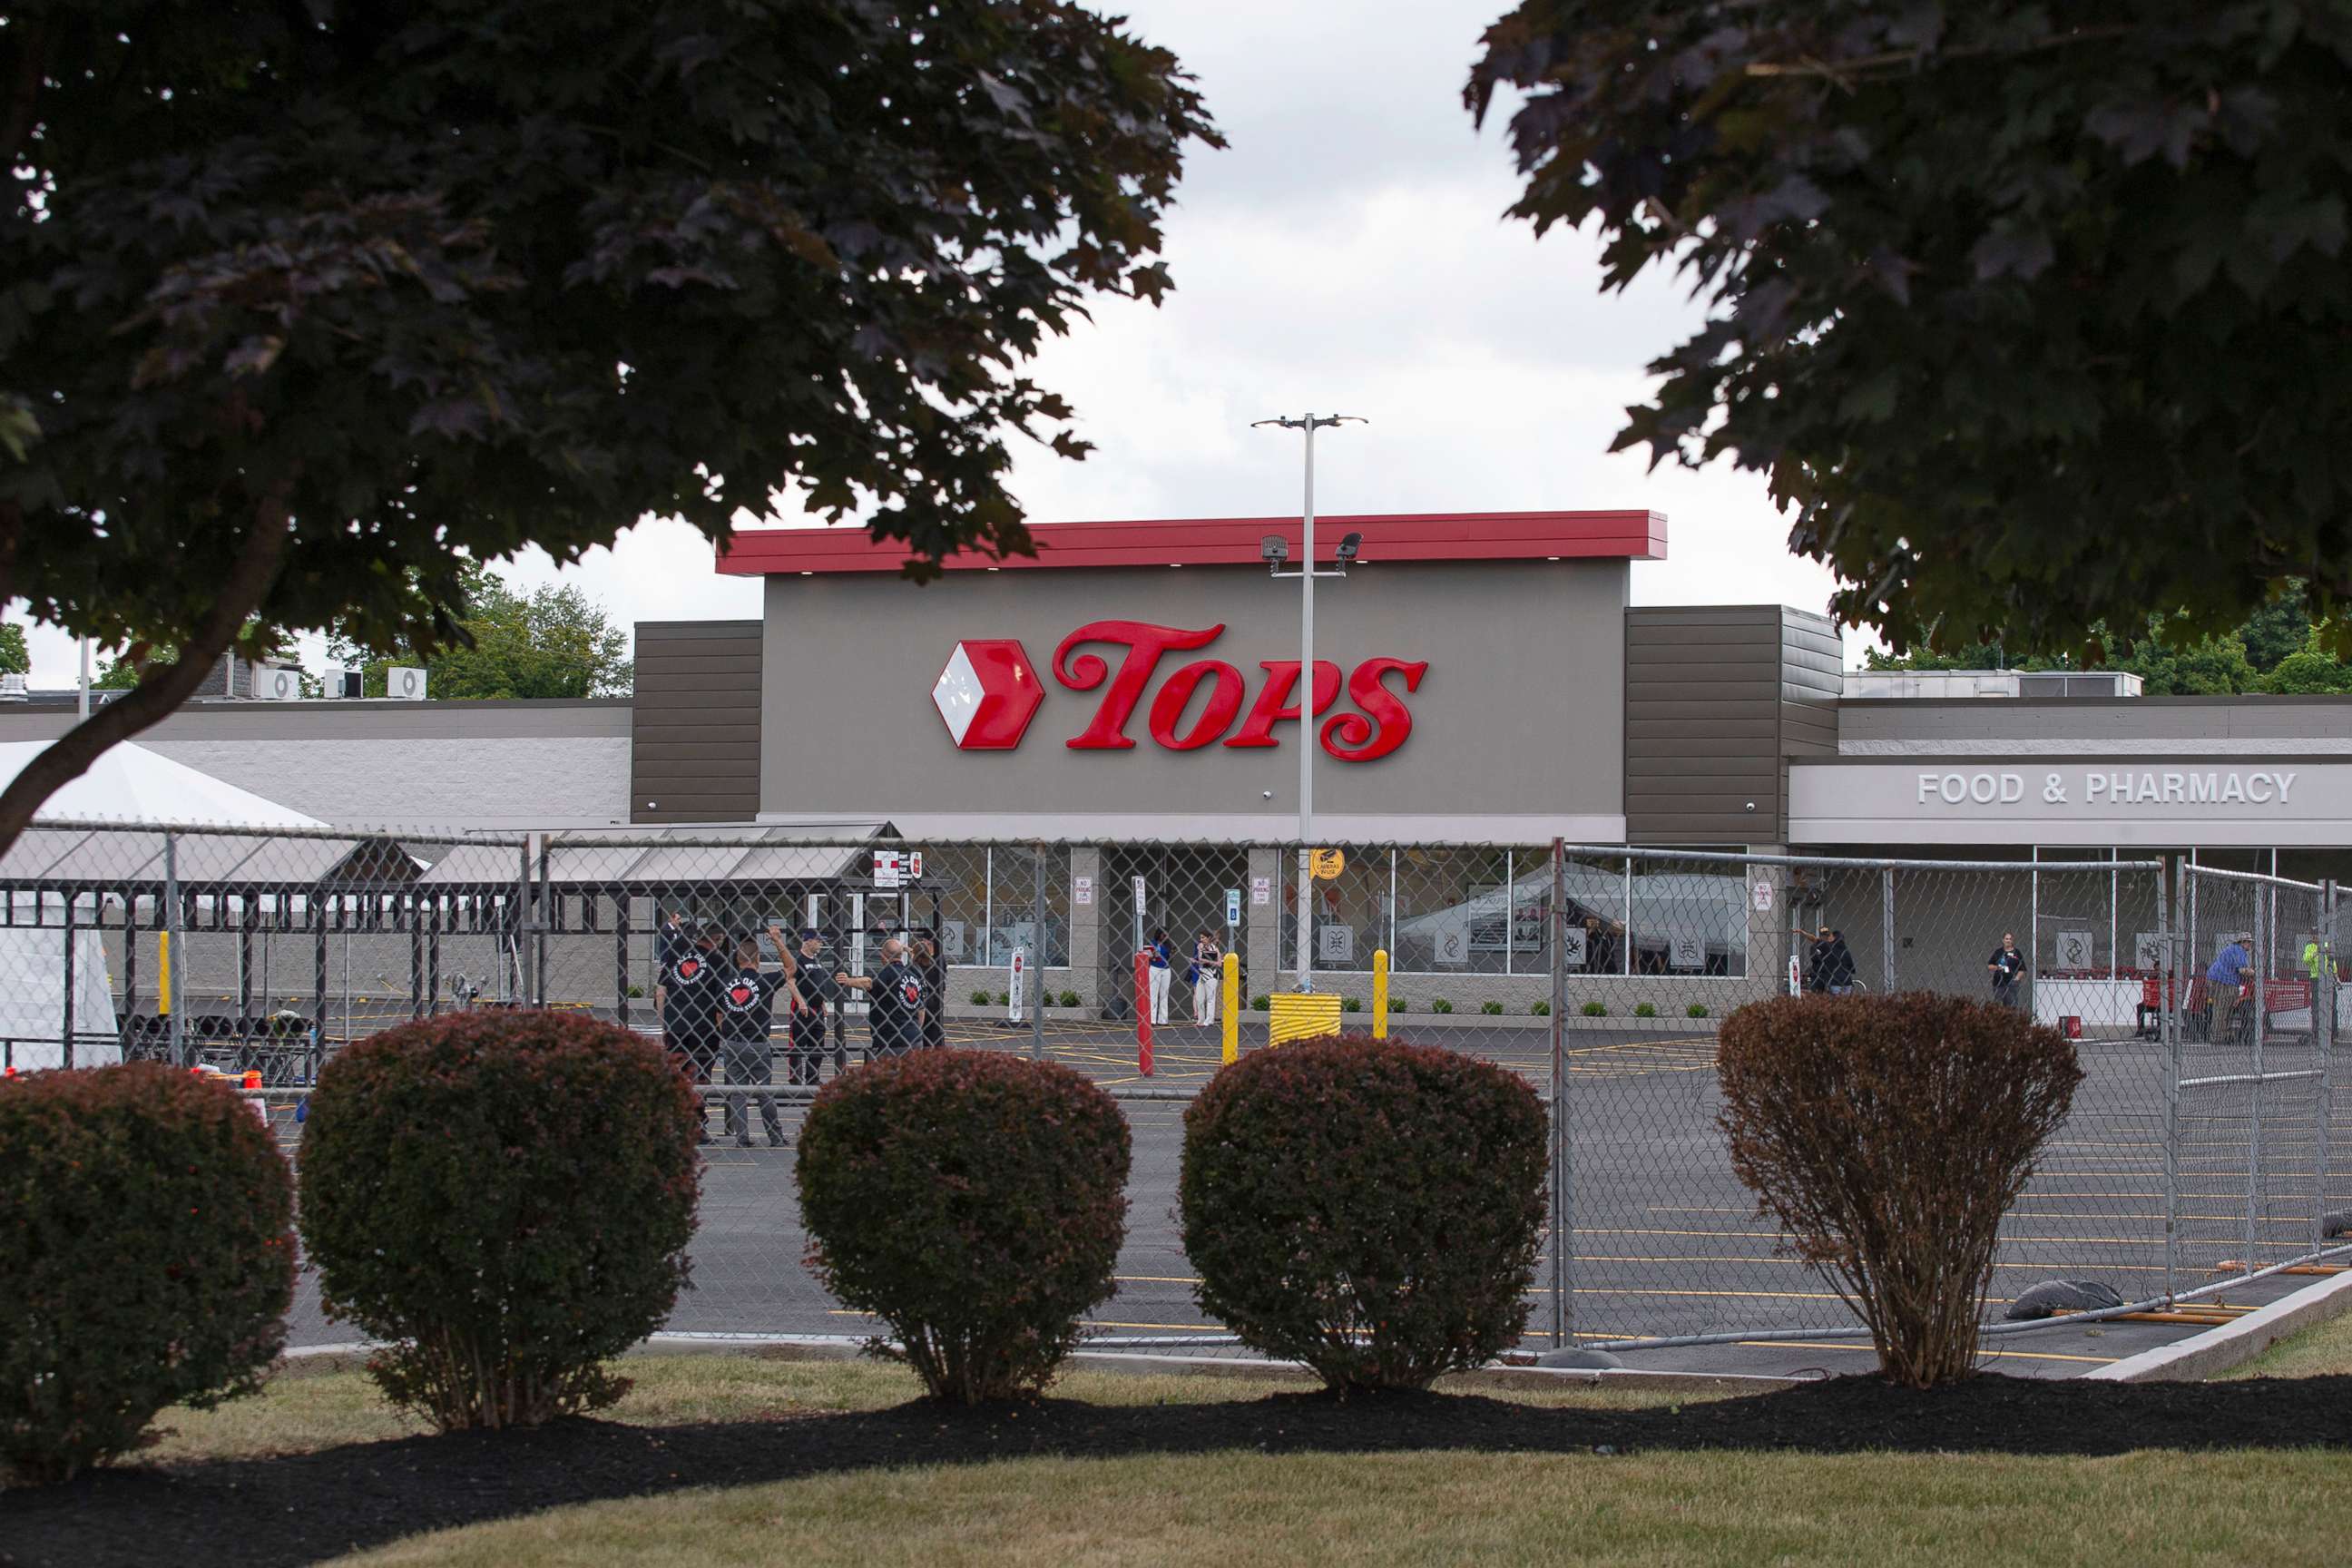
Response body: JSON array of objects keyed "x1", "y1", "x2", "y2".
[
  {"x1": 333, "y1": 1448, "x2": 2352, "y2": 1568},
  {"x1": 143, "y1": 1351, "x2": 1702, "y2": 1465},
  {"x1": 2218, "y1": 1291, "x2": 2352, "y2": 1379},
  {"x1": 116, "y1": 1329, "x2": 2352, "y2": 1568}
]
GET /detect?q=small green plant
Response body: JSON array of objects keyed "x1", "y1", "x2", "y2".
[
  {"x1": 1251, "y1": 994, "x2": 1272, "y2": 1011},
  {"x1": 1479, "y1": 1000, "x2": 1504, "y2": 1016},
  {"x1": 1635, "y1": 1002, "x2": 1658, "y2": 1018},
  {"x1": 1388, "y1": 999, "x2": 1408, "y2": 1014},
  {"x1": 1341, "y1": 996, "x2": 1362, "y2": 1013},
  {"x1": 996, "y1": 992, "x2": 1013, "y2": 1007},
  {"x1": 625, "y1": 984, "x2": 645, "y2": 999},
  {"x1": 1058, "y1": 989, "x2": 1081, "y2": 1009},
  {"x1": 1430, "y1": 998, "x2": 1453, "y2": 1014},
  {"x1": 1582, "y1": 1001, "x2": 1607, "y2": 1017},
  {"x1": 971, "y1": 989, "x2": 995, "y2": 1006},
  {"x1": 1530, "y1": 1000, "x2": 1551, "y2": 1016},
  {"x1": 1688, "y1": 1003, "x2": 1710, "y2": 1019}
]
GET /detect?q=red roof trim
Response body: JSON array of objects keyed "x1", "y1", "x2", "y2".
[{"x1": 717, "y1": 510, "x2": 1667, "y2": 575}]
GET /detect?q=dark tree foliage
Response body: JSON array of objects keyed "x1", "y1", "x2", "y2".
[
  {"x1": 1470, "y1": 4, "x2": 2352, "y2": 661},
  {"x1": 0, "y1": 1, "x2": 1218, "y2": 848}
]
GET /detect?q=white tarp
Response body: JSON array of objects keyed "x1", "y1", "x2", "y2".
[
  {"x1": 0, "y1": 740, "x2": 321, "y2": 828},
  {"x1": 0, "y1": 920, "x2": 119, "y2": 1069}
]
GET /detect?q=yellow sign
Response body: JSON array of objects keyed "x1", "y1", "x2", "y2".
[{"x1": 1309, "y1": 848, "x2": 1346, "y2": 880}]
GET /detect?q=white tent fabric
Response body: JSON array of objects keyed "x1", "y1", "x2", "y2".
[
  {"x1": 0, "y1": 741, "x2": 321, "y2": 828},
  {"x1": 0, "y1": 915, "x2": 119, "y2": 1069}
]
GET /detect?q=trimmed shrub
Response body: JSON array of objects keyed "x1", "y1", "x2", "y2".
[
  {"x1": 1687, "y1": 1003, "x2": 1710, "y2": 1019},
  {"x1": 299, "y1": 1012, "x2": 700, "y2": 1430},
  {"x1": 1634, "y1": 1002, "x2": 1658, "y2": 1019},
  {"x1": 799, "y1": 1051, "x2": 1130, "y2": 1403},
  {"x1": 995, "y1": 991, "x2": 1013, "y2": 1006},
  {"x1": 1717, "y1": 994, "x2": 2082, "y2": 1387},
  {"x1": 1479, "y1": 1000, "x2": 1504, "y2": 1016},
  {"x1": 1, "y1": 1063, "x2": 295, "y2": 1485},
  {"x1": 1530, "y1": 1000, "x2": 1551, "y2": 1016},
  {"x1": 1388, "y1": 998, "x2": 1409, "y2": 1014},
  {"x1": 971, "y1": 989, "x2": 994, "y2": 1006},
  {"x1": 1430, "y1": 998, "x2": 1453, "y2": 1014},
  {"x1": 1341, "y1": 996, "x2": 1362, "y2": 1013},
  {"x1": 1058, "y1": 989, "x2": 1082, "y2": 1009},
  {"x1": 1250, "y1": 994, "x2": 1271, "y2": 1011},
  {"x1": 1581, "y1": 1001, "x2": 1607, "y2": 1017},
  {"x1": 1180, "y1": 1034, "x2": 1548, "y2": 1392}
]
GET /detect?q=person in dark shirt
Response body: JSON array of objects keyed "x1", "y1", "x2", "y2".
[
  {"x1": 1796, "y1": 925, "x2": 1833, "y2": 993},
  {"x1": 1987, "y1": 932, "x2": 2025, "y2": 1009},
  {"x1": 911, "y1": 935, "x2": 947, "y2": 1049},
  {"x1": 1819, "y1": 929, "x2": 1858, "y2": 995},
  {"x1": 788, "y1": 928, "x2": 834, "y2": 1085},
  {"x1": 655, "y1": 916, "x2": 723, "y2": 1142},
  {"x1": 716, "y1": 925, "x2": 794, "y2": 1148},
  {"x1": 838, "y1": 937, "x2": 925, "y2": 1059}
]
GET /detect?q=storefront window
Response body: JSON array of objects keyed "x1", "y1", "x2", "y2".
[
  {"x1": 1627, "y1": 855, "x2": 1749, "y2": 978},
  {"x1": 1390, "y1": 847, "x2": 1514, "y2": 975}
]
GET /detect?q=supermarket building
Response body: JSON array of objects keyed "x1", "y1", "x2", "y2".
[{"x1": 2, "y1": 509, "x2": 2347, "y2": 1017}]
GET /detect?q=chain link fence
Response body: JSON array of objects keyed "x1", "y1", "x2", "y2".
[{"x1": 4, "y1": 820, "x2": 2345, "y2": 1358}]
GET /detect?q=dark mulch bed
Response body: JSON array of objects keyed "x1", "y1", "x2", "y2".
[{"x1": 7, "y1": 1373, "x2": 2351, "y2": 1568}]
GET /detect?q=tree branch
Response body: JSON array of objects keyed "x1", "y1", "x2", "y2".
[{"x1": 0, "y1": 496, "x2": 291, "y2": 857}]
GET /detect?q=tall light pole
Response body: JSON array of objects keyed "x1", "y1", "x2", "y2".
[{"x1": 1251, "y1": 413, "x2": 1365, "y2": 993}]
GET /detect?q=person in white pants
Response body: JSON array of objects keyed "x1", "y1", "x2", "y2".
[
  {"x1": 1192, "y1": 930, "x2": 1221, "y2": 1024},
  {"x1": 1144, "y1": 927, "x2": 1174, "y2": 1024}
]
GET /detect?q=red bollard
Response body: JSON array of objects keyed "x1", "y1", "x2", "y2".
[{"x1": 1133, "y1": 949, "x2": 1154, "y2": 1077}]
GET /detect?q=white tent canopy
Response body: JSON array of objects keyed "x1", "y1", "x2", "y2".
[{"x1": 0, "y1": 741, "x2": 321, "y2": 828}]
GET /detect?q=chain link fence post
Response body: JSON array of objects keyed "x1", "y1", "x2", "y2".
[
  {"x1": 163, "y1": 828, "x2": 185, "y2": 1068},
  {"x1": 2161, "y1": 856, "x2": 2180, "y2": 1302},
  {"x1": 1548, "y1": 838, "x2": 1570, "y2": 1349},
  {"x1": 1031, "y1": 843, "x2": 1047, "y2": 1063},
  {"x1": 1880, "y1": 866, "x2": 1896, "y2": 992},
  {"x1": 2318, "y1": 878, "x2": 2338, "y2": 1258}
]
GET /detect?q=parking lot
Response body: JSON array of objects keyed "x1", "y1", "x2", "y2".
[{"x1": 270, "y1": 1016, "x2": 2351, "y2": 1379}]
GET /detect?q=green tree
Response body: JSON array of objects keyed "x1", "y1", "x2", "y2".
[
  {"x1": 329, "y1": 567, "x2": 632, "y2": 700},
  {"x1": 0, "y1": 1, "x2": 1217, "y2": 853},
  {"x1": 1470, "y1": 5, "x2": 2352, "y2": 661},
  {"x1": 0, "y1": 623, "x2": 25, "y2": 677},
  {"x1": 2262, "y1": 637, "x2": 2352, "y2": 694}
]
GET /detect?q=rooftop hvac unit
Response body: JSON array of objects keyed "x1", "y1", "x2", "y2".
[
  {"x1": 259, "y1": 664, "x2": 306, "y2": 701},
  {"x1": 330, "y1": 667, "x2": 364, "y2": 700},
  {"x1": 387, "y1": 665, "x2": 429, "y2": 701}
]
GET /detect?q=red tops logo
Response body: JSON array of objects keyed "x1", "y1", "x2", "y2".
[{"x1": 931, "y1": 622, "x2": 1426, "y2": 761}]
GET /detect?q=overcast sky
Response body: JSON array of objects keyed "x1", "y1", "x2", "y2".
[{"x1": 14, "y1": 0, "x2": 1867, "y2": 688}]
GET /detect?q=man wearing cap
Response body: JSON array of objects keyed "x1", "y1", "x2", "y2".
[
  {"x1": 788, "y1": 928, "x2": 835, "y2": 1085},
  {"x1": 655, "y1": 914, "x2": 723, "y2": 1142}
]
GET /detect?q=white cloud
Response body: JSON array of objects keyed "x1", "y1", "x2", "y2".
[{"x1": 10, "y1": 0, "x2": 1869, "y2": 686}]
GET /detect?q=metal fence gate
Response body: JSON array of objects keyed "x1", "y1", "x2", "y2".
[{"x1": 4, "y1": 820, "x2": 2347, "y2": 1359}]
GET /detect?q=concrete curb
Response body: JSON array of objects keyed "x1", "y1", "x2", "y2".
[{"x1": 2081, "y1": 1268, "x2": 2352, "y2": 1382}]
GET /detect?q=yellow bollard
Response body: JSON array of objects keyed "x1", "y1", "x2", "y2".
[
  {"x1": 1372, "y1": 948, "x2": 1390, "y2": 1039},
  {"x1": 1220, "y1": 952, "x2": 1240, "y2": 1065},
  {"x1": 157, "y1": 931, "x2": 172, "y2": 1015}
]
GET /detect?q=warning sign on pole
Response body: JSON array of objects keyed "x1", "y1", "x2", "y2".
[{"x1": 1008, "y1": 947, "x2": 1026, "y2": 1025}]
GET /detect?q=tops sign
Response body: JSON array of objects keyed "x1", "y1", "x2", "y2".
[
  {"x1": 932, "y1": 621, "x2": 1427, "y2": 761},
  {"x1": 1918, "y1": 769, "x2": 2299, "y2": 808}
]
